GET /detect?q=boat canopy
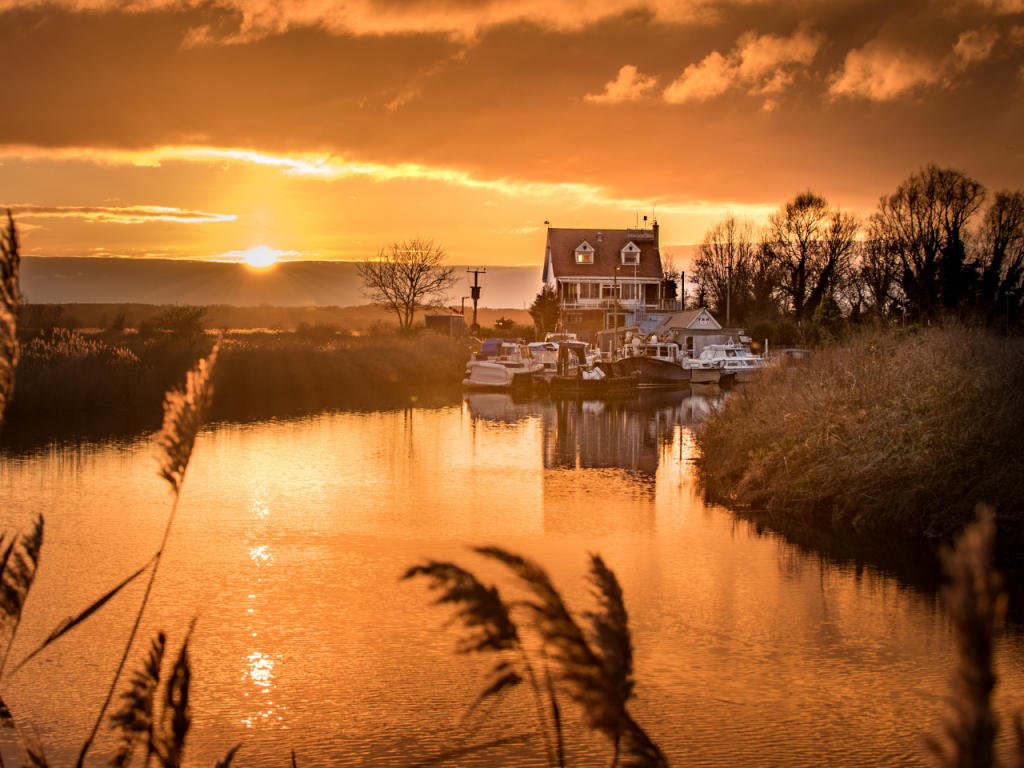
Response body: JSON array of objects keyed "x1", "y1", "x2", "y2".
[{"x1": 479, "y1": 337, "x2": 522, "y2": 356}]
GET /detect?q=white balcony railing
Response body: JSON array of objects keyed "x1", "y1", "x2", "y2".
[{"x1": 560, "y1": 299, "x2": 682, "y2": 311}]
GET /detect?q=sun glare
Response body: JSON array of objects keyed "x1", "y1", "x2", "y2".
[{"x1": 243, "y1": 248, "x2": 278, "y2": 268}]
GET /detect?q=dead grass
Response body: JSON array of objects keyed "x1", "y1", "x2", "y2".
[{"x1": 696, "y1": 326, "x2": 1024, "y2": 546}]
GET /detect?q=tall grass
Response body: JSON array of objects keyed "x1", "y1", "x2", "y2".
[
  {"x1": 697, "y1": 326, "x2": 1024, "y2": 545},
  {"x1": 4, "y1": 329, "x2": 470, "y2": 422}
]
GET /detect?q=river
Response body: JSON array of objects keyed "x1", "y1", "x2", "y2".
[{"x1": 2, "y1": 390, "x2": 1023, "y2": 767}]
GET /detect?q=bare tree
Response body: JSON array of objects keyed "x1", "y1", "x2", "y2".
[
  {"x1": 693, "y1": 216, "x2": 757, "y2": 322},
  {"x1": 976, "y1": 190, "x2": 1024, "y2": 327},
  {"x1": 766, "y1": 191, "x2": 859, "y2": 322},
  {"x1": 357, "y1": 238, "x2": 458, "y2": 335},
  {"x1": 868, "y1": 165, "x2": 985, "y2": 320}
]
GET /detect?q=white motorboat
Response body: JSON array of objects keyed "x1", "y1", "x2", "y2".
[
  {"x1": 697, "y1": 341, "x2": 768, "y2": 383},
  {"x1": 463, "y1": 341, "x2": 541, "y2": 389},
  {"x1": 680, "y1": 356, "x2": 722, "y2": 384}
]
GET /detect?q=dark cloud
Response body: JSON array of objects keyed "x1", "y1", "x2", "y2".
[{"x1": 1, "y1": 0, "x2": 1022, "y2": 213}]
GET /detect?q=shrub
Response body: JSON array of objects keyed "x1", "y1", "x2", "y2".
[
  {"x1": 295, "y1": 321, "x2": 351, "y2": 344},
  {"x1": 155, "y1": 305, "x2": 207, "y2": 344}
]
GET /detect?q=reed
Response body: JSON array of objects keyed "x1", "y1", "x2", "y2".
[
  {"x1": 696, "y1": 326, "x2": 1024, "y2": 546},
  {"x1": 927, "y1": 507, "x2": 1024, "y2": 768},
  {"x1": 405, "y1": 548, "x2": 667, "y2": 768},
  {"x1": 0, "y1": 333, "x2": 234, "y2": 768}
]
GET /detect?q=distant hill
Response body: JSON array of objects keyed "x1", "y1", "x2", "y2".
[{"x1": 20, "y1": 257, "x2": 544, "y2": 310}]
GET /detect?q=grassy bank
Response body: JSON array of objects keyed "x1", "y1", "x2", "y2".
[
  {"x1": 4, "y1": 329, "x2": 470, "y2": 423},
  {"x1": 18, "y1": 301, "x2": 533, "y2": 333},
  {"x1": 696, "y1": 327, "x2": 1024, "y2": 547}
]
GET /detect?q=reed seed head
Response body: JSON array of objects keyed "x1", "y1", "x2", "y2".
[
  {"x1": 929, "y1": 506, "x2": 1005, "y2": 768},
  {"x1": 585, "y1": 553, "x2": 635, "y2": 705},
  {"x1": 156, "y1": 343, "x2": 219, "y2": 494},
  {"x1": 403, "y1": 560, "x2": 519, "y2": 654},
  {"x1": 0, "y1": 210, "x2": 20, "y2": 425},
  {"x1": 110, "y1": 632, "x2": 166, "y2": 768},
  {"x1": 0, "y1": 516, "x2": 43, "y2": 653}
]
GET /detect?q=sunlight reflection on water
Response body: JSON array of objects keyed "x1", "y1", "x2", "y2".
[{"x1": 1, "y1": 391, "x2": 1023, "y2": 767}]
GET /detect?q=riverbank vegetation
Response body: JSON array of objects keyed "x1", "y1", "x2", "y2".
[
  {"x1": 16, "y1": 301, "x2": 532, "y2": 335},
  {"x1": 4, "y1": 325, "x2": 470, "y2": 423},
  {"x1": 697, "y1": 326, "x2": 1024, "y2": 548}
]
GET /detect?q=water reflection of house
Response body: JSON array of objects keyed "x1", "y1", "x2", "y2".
[
  {"x1": 462, "y1": 391, "x2": 713, "y2": 536},
  {"x1": 543, "y1": 399, "x2": 659, "y2": 476},
  {"x1": 540, "y1": 393, "x2": 692, "y2": 536}
]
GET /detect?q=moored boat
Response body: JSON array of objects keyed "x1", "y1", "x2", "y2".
[
  {"x1": 463, "y1": 340, "x2": 541, "y2": 389},
  {"x1": 602, "y1": 337, "x2": 691, "y2": 388},
  {"x1": 697, "y1": 341, "x2": 768, "y2": 383}
]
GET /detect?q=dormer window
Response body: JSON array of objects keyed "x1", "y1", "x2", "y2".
[
  {"x1": 621, "y1": 242, "x2": 640, "y2": 265},
  {"x1": 575, "y1": 241, "x2": 595, "y2": 264}
]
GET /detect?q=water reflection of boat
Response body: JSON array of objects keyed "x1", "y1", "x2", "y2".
[
  {"x1": 462, "y1": 392, "x2": 547, "y2": 423},
  {"x1": 550, "y1": 370, "x2": 640, "y2": 398}
]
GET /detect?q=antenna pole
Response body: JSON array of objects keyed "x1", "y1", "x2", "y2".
[{"x1": 467, "y1": 268, "x2": 486, "y2": 329}]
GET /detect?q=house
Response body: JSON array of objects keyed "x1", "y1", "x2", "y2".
[
  {"x1": 650, "y1": 308, "x2": 742, "y2": 357},
  {"x1": 541, "y1": 223, "x2": 671, "y2": 342}
]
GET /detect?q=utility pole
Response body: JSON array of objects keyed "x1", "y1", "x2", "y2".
[
  {"x1": 726, "y1": 261, "x2": 732, "y2": 328},
  {"x1": 467, "y1": 268, "x2": 486, "y2": 329},
  {"x1": 612, "y1": 267, "x2": 619, "y2": 359}
]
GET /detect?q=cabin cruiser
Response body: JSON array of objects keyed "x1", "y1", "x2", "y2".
[
  {"x1": 697, "y1": 341, "x2": 768, "y2": 383},
  {"x1": 463, "y1": 341, "x2": 542, "y2": 389},
  {"x1": 607, "y1": 335, "x2": 691, "y2": 387}
]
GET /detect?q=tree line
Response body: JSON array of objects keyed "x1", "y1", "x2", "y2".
[{"x1": 690, "y1": 164, "x2": 1024, "y2": 333}]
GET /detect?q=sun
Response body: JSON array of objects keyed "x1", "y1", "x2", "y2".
[{"x1": 242, "y1": 247, "x2": 278, "y2": 268}]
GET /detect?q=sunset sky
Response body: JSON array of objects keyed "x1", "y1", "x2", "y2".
[{"x1": 2, "y1": 0, "x2": 1023, "y2": 271}]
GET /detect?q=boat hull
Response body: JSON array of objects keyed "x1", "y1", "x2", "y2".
[
  {"x1": 463, "y1": 363, "x2": 534, "y2": 389},
  {"x1": 550, "y1": 372, "x2": 639, "y2": 398},
  {"x1": 603, "y1": 357, "x2": 691, "y2": 388},
  {"x1": 686, "y1": 367, "x2": 721, "y2": 384}
]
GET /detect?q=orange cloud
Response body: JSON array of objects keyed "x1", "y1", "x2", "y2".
[
  {"x1": 0, "y1": 0, "x2": 760, "y2": 41},
  {"x1": 585, "y1": 65, "x2": 658, "y2": 103},
  {"x1": 663, "y1": 25, "x2": 824, "y2": 106},
  {"x1": 0, "y1": 143, "x2": 757, "y2": 215},
  {"x1": 2, "y1": 203, "x2": 236, "y2": 224},
  {"x1": 954, "y1": 29, "x2": 999, "y2": 68},
  {"x1": 830, "y1": 29, "x2": 1005, "y2": 102}
]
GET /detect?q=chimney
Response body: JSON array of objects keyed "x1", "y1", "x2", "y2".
[{"x1": 652, "y1": 221, "x2": 659, "y2": 247}]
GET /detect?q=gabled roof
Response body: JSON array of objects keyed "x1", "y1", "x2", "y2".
[
  {"x1": 543, "y1": 227, "x2": 664, "y2": 281},
  {"x1": 655, "y1": 308, "x2": 722, "y2": 330}
]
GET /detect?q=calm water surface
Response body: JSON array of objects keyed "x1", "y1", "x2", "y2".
[{"x1": 2, "y1": 391, "x2": 1023, "y2": 767}]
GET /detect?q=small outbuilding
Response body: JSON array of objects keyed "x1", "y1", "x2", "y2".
[{"x1": 424, "y1": 314, "x2": 467, "y2": 336}]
